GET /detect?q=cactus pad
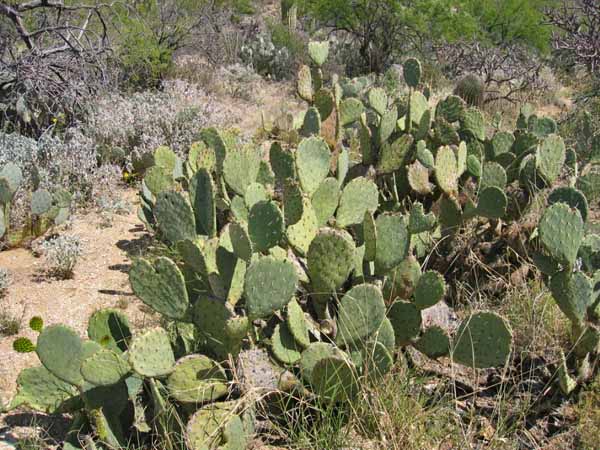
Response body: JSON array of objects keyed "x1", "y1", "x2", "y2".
[
  {"x1": 81, "y1": 349, "x2": 131, "y2": 386},
  {"x1": 301, "y1": 107, "x2": 322, "y2": 137},
  {"x1": 340, "y1": 98, "x2": 364, "y2": 127},
  {"x1": 31, "y1": 189, "x2": 53, "y2": 216},
  {"x1": 155, "y1": 191, "x2": 196, "y2": 244},
  {"x1": 548, "y1": 187, "x2": 588, "y2": 223},
  {"x1": 36, "y1": 325, "x2": 85, "y2": 385},
  {"x1": 311, "y1": 356, "x2": 359, "y2": 402},
  {"x1": 166, "y1": 355, "x2": 228, "y2": 404},
  {"x1": 452, "y1": 312, "x2": 512, "y2": 368},
  {"x1": 538, "y1": 203, "x2": 584, "y2": 267},
  {"x1": 536, "y1": 134, "x2": 566, "y2": 184},
  {"x1": 375, "y1": 214, "x2": 409, "y2": 274},
  {"x1": 435, "y1": 146, "x2": 458, "y2": 195},
  {"x1": 368, "y1": 88, "x2": 388, "y2": 116},
  {"x1": 87, "y1": 309, "x2": 131, "y2": 353},
  {"x1": 311, "y1": 177, "x2": 340, "y2": 226},
  {"x1": 297, "y1": 65, "x2": 313, "y2": 102},
  {"x1": 129, "y1": 257, "x2": 190, "y2": 320},
  {"x1": 314, "y1": 89, "x2": 335, "y2": 120},
  {"x1": 408, "y1": 160, "x2": 433, "y2": 194},
  {"x1": 300, "y1": 342, "x2": 344, "y2": 382},
  {"x1": 336, "y1": 283, "x2": 386, "y2": 346},
  {"x1": 435, "y1": 95, "x2": 465, "y2": 123},
  {"x1": 336, "y1": 177, "x2": 379, "y2": 227},
  {"x1": 403, "y1": 58, "x2": 421, "y2": 88},
  {"x1": 248, "y1": 201, "x2": 284, "y2": 252},
  {"x1": 378, "y1": 108, "x2": 398, "y2": 145},
  {"x1": 229, "y1": 222, "x2": 253, "y2": 263},
  {"x1": 286, "y1": 197, "x2": 319, "y2": 255},
  {"x1": 388, "y1": 300, "x2": 422, "y2": 346},
  {"x1": 378, "y1": 134, "x2": 413, "y2": 174},
  {"x1": 271, "y1": 323, "x2": 302, "y2": 364},
  {"x1": 144, "y1": 166, "x2": 174, "y2": 196},
  {"x1": 363, "y1": 211, "x2": 377, "y2": 262},
  {"x1": 308, "y1": 41, "x2": 329, "y2": 66},
  {"x1": 287, "y1": 298, "x2": 310, "y2": 348},
  {"x1": 408, "y1": 202, "x2": 436, "y2": 234},
  {"x1": 189, "y1": 169, "x2": 217, "y2": 237},
  {"x1": 383, "y1": 256, "x2": 422, "y2": 301},
  {"x1": 296, "y1": 137, "x2": 331, "y2": 195},
  {"x1": 270, "y1": 142, "x2": 296, "y2": 182},
  {"x1": 413, "y1": 270, "x2": 446, "y2": 310},
  {"x1": 414, "y1": 326, "x2": 450, "y2": 358},
  {"x1": 477, "y1": 186, "x2": 507, "y2": 219},
  {"x1": 129, "y1": 327, "x2": 175, "y2": 378},
  {"x1": 549, "y1": 271, "x2": 592, "y2": 325},
  {"x1": 460, "y1": 108, "x2": 486, "y2": 141},
  {"x1": 10, "y1": 366, "x2": 78, "y2": 413},
  {"x1": 244, "y1": 257, "x2": 298, "y2": 319},
  {"x1": 307, "y1": 228, "x2": 355, "y2": 293}
]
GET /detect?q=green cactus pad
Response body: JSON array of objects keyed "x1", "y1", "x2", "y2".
[
  {"x1": 558, "y1": 352, "x2": 577, "y2": 395},
  {"x1": 413, "y1": 271, "x2": 446, "y2": 310},
  {"x1": 368, "y1": 88, "x2": 388, "y2": 116},
  {"x1": 87, "y1": 309, "x2": 131, "y2": 353},
  {"x1": 336, "y1": 283, "x2": 386, "y2": 346},
  {"x1": 311, "y1": 177, "x2": 340, "y2": 226},
  {"x1": 383, "y1": 256, "x2": 422, "y2": 301},
  {"x1": 129, "y1": 257, "x2": 190, "y2": 320},
  {"x1": 10, "y1": 366, "x2": 78, "y2": 413},
  {"x1": 193, "y1": 296, "x2": 242, "y2": 358},
  {"x1": 308, "y1": 41, "x2": 329, "y2": 66},
  {"x1": 460, "y1": 108, "x2": 486, "y2": 141},
  {"x1": 414, "y1": 326, "x2": 450, "y2": 358},
  {"x1": 13, "y1": 337, "x2": 35, "y2": 353},
  {"x1": 287, "y1": 298, "x2": 310, "y2": 348},
  {"x1": 244, "y1": 182, "x2": 269, "y2": 209},
  {"x1": 300, "y1": 342, "x2": 344, "y2": 382},
  {"x1": 340, "y1": 98, "x2": 364, "y2": 127},
  {"x1": 363, "y1": 211, "x2": 377, "y2": 262},
  {"x1": 435, "y1": 146, "x2": 458, "y2": 195},
  {"x1": 477, "y1": 186, "x2": 507, "y2": 219},
  {"x1": 378, "y1": 108, "x2": 399, "y2": 145},
  {"x1": 377, "y1": 134, "x2": 413, "y2": 174},
  {"x1": 31, "y1": 189, "x2": 53, "y2": 216},
  {"x1": 230, "y1": 196, "x2": 249, "y2": 223},
  {"x1": 403, "y1": 58, "x2": 422, "y2": 88},
  {"x1": 435, "y1": 95, "x2": 465, "y2": 123},
  {"x1": 530, "y1": 116, "x2": 557, "y2": 138},
  {"x1": 287, "y1": 197, "x2": 319, "y2": 255},
  {"x1": 314, "y1": 89, "x2": 335, "y2": 120},
  {"x1": 452, "y1": 312, "x2": 512, "y2": 368},
  {"x1": 311, "y1": 356, "x2": 359, "y2": 402},
  {"x1": 81, "y1": 349, "x2": 131, "y2": 386},
  {"x1": 307, "y1": 228, "x2": 355, "y2": 293},
  {"x1": 364, "y1": 341, "x2": 394, "y2": 381},
  {"x1": 550, "y1": 271, "x2": 592, "y2": 325},
  {"x1": 244, "y1": 256, "x2": 298, "y2": 319},
  {"x1": 270, "y1": 142, "x2": 296, "y2": 182},
  {"x1": 375, "y1": 214, "x2": 409, "y2": 274},
  {"x1": 0, "y1": 162, "x2": 23, "y2": 194},
  {"x1": 297, "y1": 64, "x2": 313, "y2": 102},
  {"x1": 144, "y1": 166, "x2": 174, "y2": 196},
  {"x1": 248, "y1": 201, "x2": 284, "y2": 252},
  {"x1": 408, "y1": 202, "x2": 436, "y2": 234},
  {"x1": 548, "y1": 187, "x2": 588, "y2": 223},
  {"x1": 359, "y1": 114, "x2": 375, "y2": 165},
  {"x1": 480, "y1": 162, "x2": 507, "y2": 190},
  {"x1": 538, "y1": 203, "x2": 584, "y2": 267},
  {"x1": 186, "y1": 402, "x2": 243, "y2": 450},
  {"x1": 408, "y1": 160, "x2": 433, "y2": 194},
  {"x1": 301, "y1": 107, "x2": 322, "y2": 137},
  {"x1": 434, "y1": 117, "x2": 460, "y2": 146},
  {"x1": 577, "y1": 163, "x2": 600, "y2": 202},
  {"x1": 336, "y1": 177, "x2": 379, "y2": 227},
  {"x1": 296, "y1": 137, "x2": 331, "y2": 195},
  {"x1": 416, "y1": 141, "x2": 435, "y2": 169},
  {"x1": 129, "y1": 327, "x2": 175, "y2": 378},
  {"x1": 536, "y1": 134, "x2": 566, "y2": 184},
  {"x1": 491, "y1": 131, "x2": 515, "y2": 158},
  {"x1": 189, "y1": 169, "x2": 217, "y2": 237},
  {"x1": 35, "y1": 325, "x2": 85, "y2": 385},
  {"x1": 271, "y1": 323, "x2": 302, "y2": 364},
  {"x1": 229, "y1": 222, "x2": 253, "y2": 263},
  {"x1": 154, "y1": 146, "x2": 177, "y2": 172},
  {"x1": 388, "y1": 300, "x2": 422, "y2": 346},
  {"x1": 166, "y1": 355, "x2": 228, "y2": 404},
  {"x1": 283, "y1": 180, "x2": 304, "y2": 226},
  {"x1": 574, "y1": 326, "x2": 600, "y2": 358},
  {"x1": 223, "y1": 147, "x2": 261, "y2": 196},
  {"x1": 155, "y1": 191, "x2": 196, "y2": 244}
]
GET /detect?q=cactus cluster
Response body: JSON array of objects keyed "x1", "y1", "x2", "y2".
[
  {"x1": 0, "y1": 162, "x2": 72, "y2": 247},
  {"x1": 10, "y1": 41, "x2": 590, "y2": 449}
]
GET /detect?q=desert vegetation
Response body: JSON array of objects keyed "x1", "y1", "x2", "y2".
[{"x1": 0, "y1": 1, "x2": 599, "y2": 449}]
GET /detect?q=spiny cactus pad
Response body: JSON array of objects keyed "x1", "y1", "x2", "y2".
[
  {"x1": 536, "y1": 134, "x2": 566, "y2": 184},
  {"x1": 166, "y1": 355, "x2": 228, "y2": 404},
  {"x1": 460, "y1": 108, "x2": 486, "y2": 141},
  {"x1": 336, "y1": 283, "x2": 386, "y2": 346},
  {"x1": 408, "y1": 160, "x2": 433, "y2": 194},
  {"x1": 408, "y1": 203, "x2": 436, "y2": 234},
  {"x1": 548, "y1": 187, "x2": 588, "y2": 223},
  {"x1": 10, "y1": 366, "x2": 78, "y2": 413},
  {"x1": 81, "y1": 349, "x2": 131, "y2": 386},
  {"x1": 248, "y1": 201, "x2": 284, "y2": 252},
  {"x1": 308, "y1": 41, "x2": 329, "y2": 66},
  {"x1": 87, "y1": 309, "x2": 131, "y2": 353},
  {"x1": 286, "y1": 196, "x2": 319, "y2": 255},
  {"x1": 368, "y1": 88, "x2": 388, "y2": 116},
  {"x1": 414, "y1": 326, "x2": 450, "y2": 358},
  {"x1": 311, "y1": 177, "x2": 340, "y2": 226},
  {"x1": 129, "y1": 257, "x2": 189, "y2": 320},
  {"x1": 190, "y1": 169, "x2": 217, "y2": 237},
  {"x1": 296, "y1": 137, "x2": 331, "y2": 195},
  {"x1": 538, "y1": 203, "x2": 584, "y2": 267},
  {"x1": 229, "y1": 222, "x2": 253, "y2": 263},
  {"x1": 413, "y1": 270, "x2": 446, "y2": 310},
  {"x1": 271, "y1": 323, "x2": 302, "y2": 364},
  {"x1": 435, "y1": 146, "x2": 458, "y2": 195},
  {"x1": 436, "y1": 95, "x2": 465, "y2": 123},
  {"x1": 31, "y1": 189, "x2": 53, "y2": 216},
  {"x1": 300, "y1": 342, "x2": 344, "y2": 382},
  {"x1": 244, "y1": 257, "x2": 298, "y2": 319},
  {"x1": 301, "y1": 107, "x2": 322, "y2": 137},
  {"x1": 297, "y1": 65, "x2": 313, "y2": 102},
  {"x1": 287, "y1": 298, "x2": 310, "y2": 348},
  {"x1": 481, "y1": 162, "x2": 507, "y2": 190},
  {"x1": 388, "y1": 300, "x2": 422, "y2": 346},
  {"x1": 270, "y1": 142, "x2": 296, "y2": 182},
  {"x1": 549, "y1": 271, "x2": 592, "y2": 325},
  {"x1": 311, "y1": 356, "x2": 359, "y2": 402},
  {"x1": 36, "y1": 325, "x2": 85, "y2": 386},
  {"x1": 375, "y1": 214, "x2": 409, "y2": 274},
  {"x1": 383, "y1": 256, "x2": 422, "y2": 301},
  {"x1": 378, "y1": 134, "x2": 414, "y2": 174},
  {"x1": 129, "y1": 327, "x2": 175, "y2": 378},
  {"x1": 307, "y1": 228, "x2": 356, "y2": 293},
  {"x1": 403, "y1": 58, "x2": 422, "y2": 88},
  {"x1": 340, "y1": 98, "x2": 364, "y2": 127},
  {"x1": 155, "y1": 191, "x2": 196, "y2": 244},
  {"x1": 336, "y1": 177, "x2": 379, "y2": 227},
  {"x1": 452, "y1": 312, "x2": 512, "y2": 368},
  {"x1": 477, "y1": 186, "x2": 507, "y2": 219},
  {"x1": 363, "y1": 211, "x2": 377, "y2": 262}
]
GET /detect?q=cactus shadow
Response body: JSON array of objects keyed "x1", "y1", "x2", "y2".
[
  {"x1": 1, "y1": 411, "x2": 70, "y2": 446},
  {"x1": 108, "y1": 263, "x2": 131, "y2": 273},
  {"x1": 115, "y1": 233, "x2": 152, "y2": 258}
]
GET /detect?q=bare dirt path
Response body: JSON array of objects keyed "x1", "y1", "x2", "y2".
[{"x1": 0, "y1": 189, "x2": 152, "y2": 446}]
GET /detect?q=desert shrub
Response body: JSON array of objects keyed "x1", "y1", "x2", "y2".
[
  {"x1": 83, "y1": 80, "x2": 224, "y2": 164},
  {"x1": 41, "y1": 235, "x2": 82, "y2": 279}
]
